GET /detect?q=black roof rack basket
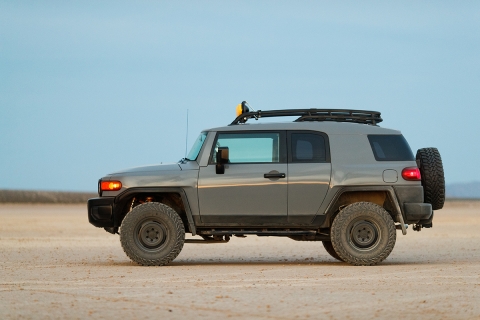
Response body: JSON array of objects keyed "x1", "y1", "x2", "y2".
[{"x1": 231, "y1": 109, "x2": 383, "y2": 125}]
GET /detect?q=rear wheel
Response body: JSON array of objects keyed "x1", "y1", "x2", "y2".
[
  {"x1": 120, "y1": 202, "x2": 185, "y2": 266},
  {"x1": 322, "y1": 241, "x2": 343, "y2": 261},
  {"x1": 331, "y1": 202, "x2": 396, "y2": 266},
  {"x1": 416, "y1": 148, "x2": 445, "y2": 210}
]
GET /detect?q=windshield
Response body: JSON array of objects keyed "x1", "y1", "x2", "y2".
[{"x1": 186, "y1": 132, "x2": 207, "y2": 161}]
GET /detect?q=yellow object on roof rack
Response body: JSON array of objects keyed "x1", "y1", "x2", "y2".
[{"x1": 236, "y1": 101, "x2": 250, "y2": 117}]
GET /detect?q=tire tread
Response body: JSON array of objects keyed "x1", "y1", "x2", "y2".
[
  {"x1": 331, "y1": 202, "x2": 396, "y2": 266},
  {"x1": 416, "y1": 148, "x2": 445, "y2": 210},
  {"x1": 120, "y1": 202, "x2": 185, "y2": 266},
  {"x1": 322, "y1": 241, "x2": 343, "y2": 261}
]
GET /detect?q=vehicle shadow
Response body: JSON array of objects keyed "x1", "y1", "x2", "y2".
[{"x1": 90, "y1": 258, "x2": 434, "y2": 267}]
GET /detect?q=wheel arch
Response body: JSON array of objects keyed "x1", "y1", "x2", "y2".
[
  {"x1": 324, "y1": 186, "x2": 406, "y2": 234},
  {"x1": 330, "y1": 201, "x2": 397, "y2": 265},
  {"x1": 113, "y1": 187, "x2": 196, "y2": 235}
]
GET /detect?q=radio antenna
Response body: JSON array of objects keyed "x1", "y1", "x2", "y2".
[{"x1": 184, "y1": 109, "x2": 189, "y2": 158}]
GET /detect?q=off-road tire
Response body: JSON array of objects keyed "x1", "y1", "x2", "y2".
[
  {"x1": 331, "y1": 202, "x2": 396, "y2": 266},
  {"x1": 322, "y1": 241, "x2": 343, "y2": 261},
  {"x1": 416, "y1": 148, "x2": 445, "y2": 210},
  {"x1": 120, "y1": 202, "x2": 185, "y2": 266}
]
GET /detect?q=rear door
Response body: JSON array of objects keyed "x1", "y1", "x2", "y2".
[
  {"x1": 198, "y1": 131, "x2": 288, "y2": 225},
  {"x1": 287, "y1": 131, "x2": 331, "y2": 224}
]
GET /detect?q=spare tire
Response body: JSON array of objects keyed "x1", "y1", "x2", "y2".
[{"x1": 416, "y1": 148, "x2": 445, "y2": 210}]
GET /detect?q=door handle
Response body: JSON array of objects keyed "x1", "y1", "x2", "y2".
[{"x1": 264, "y1": 173, "x2": 286, "y2": 179}]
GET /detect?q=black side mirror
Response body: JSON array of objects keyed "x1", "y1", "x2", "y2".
[{"x1": 216, "y1": 147, "x2": 229, "y2": 174}]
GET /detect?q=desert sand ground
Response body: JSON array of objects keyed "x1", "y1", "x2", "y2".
[{"x1": 0, "y1": 202, "x2": 479, "y2": 319}]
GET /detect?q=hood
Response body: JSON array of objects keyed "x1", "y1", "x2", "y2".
[{"x1": 108, "y1": 163, "x2": 181, "y2": 175}]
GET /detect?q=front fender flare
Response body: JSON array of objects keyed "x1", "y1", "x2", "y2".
[{"x1": 115, "y1": 187, "x2": 197, "y2": 236}]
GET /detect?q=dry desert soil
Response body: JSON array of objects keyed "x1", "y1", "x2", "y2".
[{"x1": 1, "y1": 201, "x2": 479, "y2": 319}]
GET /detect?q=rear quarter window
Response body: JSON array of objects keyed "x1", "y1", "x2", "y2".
[{"x1": 368, "y1": 135, "x2": 414, "y2": 161}]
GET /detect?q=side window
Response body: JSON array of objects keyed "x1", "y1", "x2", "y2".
[
  {"x1": 290, "y1": 133, "x2": 327, "y2": 163},
  {"x1": 212, "y1": 132, "x2": 281, "y2": 164},
  {"x1": 368, "y1": 135, "x2": 414, "y2": 161}
]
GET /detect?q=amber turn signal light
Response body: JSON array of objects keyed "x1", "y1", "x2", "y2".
[{"x1": 100, "y1": 181, "x2": 122, "y2": 191}]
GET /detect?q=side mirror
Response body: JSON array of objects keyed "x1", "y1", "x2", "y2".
[{"x1": 216, "y1": 147, "x2": 229, "y2": 174}]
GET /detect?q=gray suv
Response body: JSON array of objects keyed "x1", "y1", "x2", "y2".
[{"x1": 88, "y1": 105, "x2": 445, "y2": 266}]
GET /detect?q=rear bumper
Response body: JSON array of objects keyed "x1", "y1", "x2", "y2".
[
  {"x1": 88, "y1": 197, "x2": 115, "y2": 228},
  {"x1": 403, "y1": 202, "x2": 432, "y2": 222}
]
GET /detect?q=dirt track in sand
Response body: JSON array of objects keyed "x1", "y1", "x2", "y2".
[{"x1": 1, "y1": 202, "x2": 479, "y2": 319}]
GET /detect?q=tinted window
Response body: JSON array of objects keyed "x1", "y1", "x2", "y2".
[
  {"x1": 291, "y1": 133, "x2": 326, "y2": 163},
  {"x1": 213, "y1": 132, "x2": 281, "y2": 163},
  {"x1": 368, "y1": 135, "x2": 414, "y2": 161}
]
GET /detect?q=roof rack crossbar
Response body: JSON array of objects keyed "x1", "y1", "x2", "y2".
[{"x1": 230, "y1": 108, "x2": 382, "y2": 125}]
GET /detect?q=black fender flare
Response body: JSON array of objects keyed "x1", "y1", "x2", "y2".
[
  {"x1": 323, "y1": 186, "x2": 407, "y2": 235},
  {"x1": 114, "y1": 187, "x2": 197, "y2": 236}
]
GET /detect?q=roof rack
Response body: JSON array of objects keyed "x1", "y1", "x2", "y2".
[{"x1": 230, "y1": 109, "x2": 383, "y2": 125}]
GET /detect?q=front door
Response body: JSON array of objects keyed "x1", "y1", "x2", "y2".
[{"x1": 198, "y1": 131, "x2": 288, "y2": 226}]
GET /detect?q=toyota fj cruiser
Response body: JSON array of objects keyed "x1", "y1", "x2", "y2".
[{"x1": 88, "y1": 103, "x2": 445, "y2": 266}]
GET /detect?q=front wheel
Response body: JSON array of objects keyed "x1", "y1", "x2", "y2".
[
  {"x1": 331, "y1": 202, "x2": 396, "y2": 266},
  {"x1": 120, "y1": 202, "x2": 185, "y2": 266}
]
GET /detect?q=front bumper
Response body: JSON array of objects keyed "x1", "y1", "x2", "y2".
[{"x1": 88, "y1": 197, "x2": 115, "y2": 228}]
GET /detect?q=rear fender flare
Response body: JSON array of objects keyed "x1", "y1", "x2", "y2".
[{"x1": 324, "y1": 186, "x2": 407, "y2": 235}]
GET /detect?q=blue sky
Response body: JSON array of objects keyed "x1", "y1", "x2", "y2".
[{"x1": 1, "y1": 1, "x2": 479, "y2": 192}]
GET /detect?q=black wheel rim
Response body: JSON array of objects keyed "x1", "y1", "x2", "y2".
[
  {"x1": 348, "y1": 219, "x2": 380, "y2": 250},
  {"x1": 135, "y1": 219, "x2": 168, "y2": 251}
]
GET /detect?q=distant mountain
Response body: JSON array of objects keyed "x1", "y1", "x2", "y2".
[
  {"x1": 446, "y1": 181, "x2": 480, "y2": 199},
  {"x1": 0, "y1": 189, "x2": 96, "y2": 203}
]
